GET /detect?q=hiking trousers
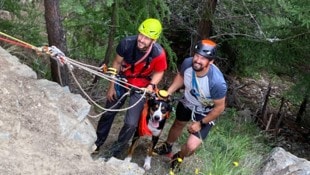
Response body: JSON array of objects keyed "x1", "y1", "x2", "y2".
[{"x1": 95, "y1": 91, "x2": 146, "y2": 154}]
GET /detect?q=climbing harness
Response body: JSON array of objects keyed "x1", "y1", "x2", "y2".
[
  {"x1": 0, "y1": 31, "x2": 152, "y2": 117},
  {"x1": 189, "y1": 71, "x2": 217, "y2": 142},
  {"x1": 191, "y1": 70, "x2": 214, "y2": 107},
  {"x1": 118, "y1": 41, "x2": 154, "y2": 84},
  {"x1": 121, "y1": 42, "x2": 153, "y2": 73}
]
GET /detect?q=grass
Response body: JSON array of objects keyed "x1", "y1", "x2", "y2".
[{"x1": 175, "y1": 108, "x2": 271, "y2": 175}]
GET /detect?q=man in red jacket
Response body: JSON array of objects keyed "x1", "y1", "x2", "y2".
[{"x1": 93, "y1": 18, "x2": 168, "y2": 159}]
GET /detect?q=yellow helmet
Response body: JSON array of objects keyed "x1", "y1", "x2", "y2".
[{"x1": 138, "y1": 18, "x2": 162, "y2": 40}]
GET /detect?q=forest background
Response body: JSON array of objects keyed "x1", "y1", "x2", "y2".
[{"x1": 0, "y1": 0, "x2": 309, "y2": 174}]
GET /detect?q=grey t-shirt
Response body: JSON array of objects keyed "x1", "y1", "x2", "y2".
[{"x1": 179, "y1": 57, "x2": 227, "y2": 114}]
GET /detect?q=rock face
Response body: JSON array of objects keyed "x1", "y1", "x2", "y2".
[
  {"x1": 256, "y1": 147, "x2": 310, "y2": 175},
  {"x1": 0, "y1": 47, "x2": 144, "y2": 175}
]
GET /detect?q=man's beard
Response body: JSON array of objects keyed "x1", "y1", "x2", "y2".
[
  {"x1": 137, "y1": 41, "x2": 151, "y2": 51},
  {"x1": 192, "y1": 62, "x2": 204, "y2": 72}
]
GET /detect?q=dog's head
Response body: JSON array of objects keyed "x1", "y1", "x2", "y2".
[{"x1": 147, "y1": 91, "x2": 172, "y2": 128}]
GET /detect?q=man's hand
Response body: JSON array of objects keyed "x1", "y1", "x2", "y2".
[
  {"x1": 106, "y1": 84, "x2": 117, "y2": 102},
  {"x1": 146, "y1": 84, "x2": 154, "y2": 93},
  {"x1": 187, "y1": 121, "x2": 201, "y2": 134}
]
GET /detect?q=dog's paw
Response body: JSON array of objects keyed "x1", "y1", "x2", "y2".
[
  {"x1": 124, "y1": 157, "x2": 132, "y2": 162},
  {"x1": 143, "y1": 163, "x2": 151, "y2": 170},
  {"x1": 143, "y1": 156, "x2": 152, "y2": 170}
]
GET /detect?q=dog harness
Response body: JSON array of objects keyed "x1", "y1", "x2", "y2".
[
  {"x1": 138, "y1": 102, "x2": 152, "y2": 136},
  {"x1": 138, "y1": 90, "x2": 170, "y2": 136}
]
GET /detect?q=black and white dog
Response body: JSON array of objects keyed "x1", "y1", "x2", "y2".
[{"x1": 125, "y1": 91, "x2": 172, "y2": 170}]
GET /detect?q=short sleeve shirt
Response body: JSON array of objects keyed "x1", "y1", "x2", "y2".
[
  {"x1": 116, "y1": 35, "x2": 167, "y2": 87},
  {"x1": 179, "y1": 57, "x2": 227, "y2": 114}
]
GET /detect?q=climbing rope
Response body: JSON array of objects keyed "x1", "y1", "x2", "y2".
[
  {"x1": 0, "y1": 31, "x2": 38, "y2": 50},
  {"x1": 0, "y1": 31, "x2": 151, "y2": 116}
]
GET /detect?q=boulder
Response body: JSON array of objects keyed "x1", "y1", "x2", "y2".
[
  {"x1": 0, "y1": 47, "x2": 144, "y2": 175},
  {"x1": 256, "y1": 147, "x2": 310, "y2": 175}
]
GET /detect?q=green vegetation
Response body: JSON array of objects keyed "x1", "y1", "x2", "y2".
[
  {"x1": 60, "y1": 0, "x2": 177, "y2": 69},
  {"x1": 0, "y1": 1, "x2": 46, "y2": 46},
  {"x1": 177, "y1": 108, "x2": 270, "y2": 175},
  {"x1": 0, "y1": 0, "x2": 49, "y2": 78}
]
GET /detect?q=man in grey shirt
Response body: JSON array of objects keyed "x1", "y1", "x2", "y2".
[{"x1": 154, "y1": 39, "x2": 227, "y2": 173}]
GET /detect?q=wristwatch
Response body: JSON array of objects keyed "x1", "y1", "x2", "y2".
[{"x1": 148, "y1": 83, "x2": 156, "y2": 90}]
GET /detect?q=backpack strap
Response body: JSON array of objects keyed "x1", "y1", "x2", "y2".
[{"x1": 122, "y1": 42, "x2": 154, "y2": 73}]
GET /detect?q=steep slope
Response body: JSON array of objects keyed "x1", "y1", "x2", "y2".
[{"x1": 0, "y1": 47, "x2": 144, "y2": 175}]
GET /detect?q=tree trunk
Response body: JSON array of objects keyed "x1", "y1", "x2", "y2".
[
  {"x1": 191, "y1": 0, "x2": 217, "y2": 55},
  {"x1": 296, "y1": 95, "x2": 308, "y2": 123},
  {"x1": 44, "y1": 0, "x2": 69, "y2": 87},
  {"x1": 103, "y1": 2, "x2": 117, "y2": 65},
  {"x1": 261, "y1": 84, "x2": 271, "y2": 123},
  {"x1": 219, "y1": 40, "x2": 237, "y2": 74},
  {"x1": 274, "y1": 97, "x2": 285, "y2": 131}
]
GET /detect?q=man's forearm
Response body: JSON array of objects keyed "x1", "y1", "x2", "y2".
[
  {"x1": 167, "y1": 73, "x2": 184, "y2": 95},
  {"x1": 150, "y1": 71, "x2": 164, "y2": 85}
]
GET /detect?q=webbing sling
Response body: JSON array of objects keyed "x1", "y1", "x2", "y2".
[
  {"x1": 121, "y1": 42, "x2": 154, "y2": 79},
  {"x1": 121, "y1": 42, "x2": 153, "y2": 73}
]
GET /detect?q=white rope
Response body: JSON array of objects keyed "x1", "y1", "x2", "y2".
[
  {"x1": 86, "y1": 91, "x2": 129, "y2": 118},
  {"x1": 66, "y1": 56, "x2": 142, "y2": 91},
  {"x1": 86, "y1": 90, "x2": 147, "y2": 118},
  {"x1": 190, "y1": 107, "x2": 204, "y2": 143},
  {"x1": 47, "y1": 47, "x2": 150, "y2": 117},
  {"x1": 68, "y1": 62, "x2": 148, "y2": 114},
  {"x1": 65, "y1": 61, "x2": 147, "y2": 117}
]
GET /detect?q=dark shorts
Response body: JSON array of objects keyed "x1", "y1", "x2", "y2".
[{"x1": 176, "y1": 102, "x2": 213, "y2": 140}]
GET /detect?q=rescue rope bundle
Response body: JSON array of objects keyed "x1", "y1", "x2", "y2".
[{"x1": 0, "y1": 31, "x2": 151, "y2": 117}]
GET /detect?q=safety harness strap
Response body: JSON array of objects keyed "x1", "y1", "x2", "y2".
[{"x1": 121, "y1": 42, "x2": 154, "y2": 79}]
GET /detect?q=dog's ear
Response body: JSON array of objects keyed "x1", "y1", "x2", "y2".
[{"x1": 148, "y1": 97, "x2": 156, "y2": 107}]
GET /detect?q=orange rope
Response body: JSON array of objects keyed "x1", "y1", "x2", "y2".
[
  {"x1": 0, "y1": 31, "x2": 37, "y2": 49},
  {"x1": 0, "y1": 36, "x2": 33, "y2": 49}
]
